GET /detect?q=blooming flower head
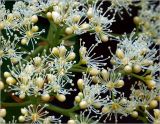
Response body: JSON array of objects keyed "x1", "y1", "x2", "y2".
[
  {"x1": 110, "y1": 32, "x2": 159, "y2": 74},
  {"x1": 129, "y1": 83, "x2": 160, "y2": 108},
  {"x1": 77, "y1": 73, "x2": 108, "y2": 113},
  {"x1": 86, "y1": 0, "x2": 115, "y2": 42},
  {"x1": 68, "y1": 110, "x2": 100, "y2": 124},
  {"x1": 0, "y1": 35, "x2": 25, "y2": 65},
  {"x1": 108, "y1": 0, "x2": 133, "y2": 19},
  {"x1": 19, "y1": 104, "x2": 49, "y2": 124},
  {"x1": 136, "y1": 4, "x2": 160, "y2": 44},
  {"x1": 101, "y1": 94, "x2": 129, "y2": 123},
  {"x1": 50, "y1": 45, "x2": 76, "y2": 83},
  {"x1": 79, "y1": 41, "x2": 108, "y2": 69},
  {"x1": 5, "y1": 45, "x2": 76, "y2": 98},
  {"x1": 16, "y1": 23, "x2": 45, "y2": 48},
  {"x1": 98, "y1": 68, "x2": 125, "y2": 96}
]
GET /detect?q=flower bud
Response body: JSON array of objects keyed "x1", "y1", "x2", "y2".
[
  {"x1": 77, "y1": 79, "x2": 84, "y2": 90},
  {"x1": 75, "y1": 96, "x2": 81, "y2": 103},
  {"x1": 18, "y1": 116, "x2": 25, "y2": 122},
  {"x1": 124, "y1": 65, "x2": 132, "y2": 73},
  {"x1": 21, "y1": 108, "x2": 28, "y2": 115},
  {"x1": 100, "y1": 34, "x2": 109, "y2": 42},
  {"x1": 0, "y1": 22, "x2": 4, "y2": 30},
  {"x1": 145, "y1": 80, "x2": 156, "y2": 89},
  {"x1": 0, "y1": 81, "x2": 4, "y2": 90},
  {"x1": 101, "y1": 69, "x2": 109, "y2": 81},
  {"x1": 80, "y1": 23, "x2": 90, "y2": 30},
  {"x1": 133, "y1": 16, "x2": 141, "y2": 25},
  {"x1": 79, "y1": 101, "x2": 87, "y2": 109},
  {"x1": 149, "y1": 100, "x2": 158, "y2": 109},
  {"x1": 154, "y1": 109, "x2": 160, "y2": 118},
  {"x1": 52, "y1": 11, "x2": 61, "y2": 24},
  {"x1": 102, "y1": 106, "x2": 110, "y2": 113},
  {"x1": 67, "y1": 52, "x2": 76, "y2": 61},
  {"x1": 120, "y1": 98, "x2": 127, "y2": 104},
  {"x1": 52, "y1": 47, "x2": 59, "y2": 56},
  {"x1": 116, "y1": 80, "x2": 124, "y2": 88},
  {"x1": 155, "y1": 96, "x2": 160, "y2": 102},
  {"x1": 87, "y1": 7, "x2": 93, "y2": 18},
  {"x1": 89, "y1": 68, "x2": 100, "y2": 76},
  {"x1": 78, "y1": 92, "x2": 83, "y2": 98},
  {"x1": 0, "y1": 109, "x2": 6, "y2": 117},
  {"x1": 31, "y1": 26, "x2": 39, "y2": 32},
  {"x1": 67, "y1": 120, "x2": 76, "y2": 124},
  {"x1": 4, "y1": 72, "x2": 11, "y2": 78},
  {"x1": 41, "y1": 94, "x2": 51, "y2": 102},
  {"x1": 21, "y1": 38, "x2": 28, "y2": 45},
  {"x1": 65, "y1": 27, "x2": 73, "y2": 35},
  {"x1": 46, "y1": 12, "x2": 52, "y2": 19},
  {"x1": 19, "y1": 93, "x2": 25, "y2": 99},
  {"x1": 59, "y1": 46, "x2": 67, "y2": 57},
  {"x1": 131, "y1": 111, "x2": 138, "y2": 118},
  {"x1": 73, "y1": 15, "x2": 81, "y2": 22},
  {"x1": 133, "y1": 64, "x2": 141, "y2": 73},
  {"x1": 91, "y1": 76, "x2": 100, "y2": 84},
  {"x1": 6, "y1": 77, "x2": 16, "y2": 85},
  {"x1": 31, "y1": 15, "x2": 38, "y2": 23},
  {"x1": 56, "y1": 94, "x2": 66, "y2": 102},
  {"x1": 116, "y1": 49, "x2": 124, "y2": 59}
]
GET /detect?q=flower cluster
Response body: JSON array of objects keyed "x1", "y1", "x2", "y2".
[
  {"x1": 4, "y1": 45, "x2": 76, "y2": 101},
  {"x1": 133, "y1": 2, "x2": 160, "y2": 44},
  {"x1": 0, "y1": 0, "x2": 159, "y2": 124},
  {"x1": 0, "y1": 35, "x2": 25, "y2": 66}
]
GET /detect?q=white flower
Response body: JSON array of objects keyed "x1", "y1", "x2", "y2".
[
  {"x1": 137, "y1": 4, "x2": 160, "y2": 44},
  {"x1": 87, "y1": 0, "x2": 115, "y2": 42},
  {"x1": 0, "y1": 35, "x2": 25, "y2": 65},
  {"x1": 129, "y1": 83, "x2": 159, "y2": 108},
  {"x1": 69, "y1": 110, "x2": 99, "y2": 124},
  {"x1": 101, "y1": 94, "x2": 129, "y2": 123},
  {"x1": 19, "y1": 104, "x2": 49, "y2": 124},
  {"x1": 6, "y1": 45, "x2": 76, "y2": 97},
  {"x1": 98, "y1": 68, "x2": 124, "y2": 96},
  {"x1": 78, "y1": 73, "x2": 109, "y2": 113},
  {"x1": 79, "y1": 41, "x2": 108, "y2": 69},
  {"x1": 24, "y1": 0, "x2": 55, "y2": 12},
  {"x1": 49, "y1": 45, "x2": 76, "y2": 83},
  {"x1": 15, "y1": 23, "x2": 45, "y2": 48},
  {"x1": 108, "y1": 0, "x2": 132, "y2": 19},
  {"x1": 110, "y1": 32, "x2": 159, "y2": 73}
]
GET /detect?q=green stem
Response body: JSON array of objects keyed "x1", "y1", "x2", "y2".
[
  {"x1": 25, "y1": 46, "x2": 45, "y2": 60},
  {"x1": 130, "y1": 73, "x2": 146, "y2": 82},
  {"x1": 38, "y1": 36, "x2": 49, "y2": 42},
  {"x1": 1, "y1": 101, "x2": 31, "y2": 107},
  {"x1": 61, "y1": 34, "x2": 77, "y2": 41},
  {"x1": 69, "y1": 66, "x2": 87, "y2": 73},
  {"x1": 43, "y1": 103, "x2": 80, "y2": 117}
]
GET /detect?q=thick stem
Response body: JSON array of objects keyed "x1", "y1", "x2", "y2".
[
  {"x1": 43, "y1": 103, "x2": 80, "y2": 117},
  {"x1": 1, "y1": 101, "x2": 32, "y2": 107},
  {"x1": 130, "y1": 73, "x2": 146, "y2": 82}
]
